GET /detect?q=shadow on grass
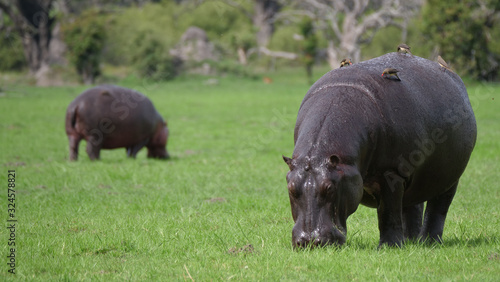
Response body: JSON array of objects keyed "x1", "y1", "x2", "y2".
[
  {"x1": 71, "y1": 154, "x2": 179, "y2": 164},
  {"x1": 288, "y1": 232, "x2": 500, "y2": 252},
  {"x1": 399, "y1": 233, "x2": 499, "y2": 249},
  {"x1": 443, "y1": 233, "x2": 499, "y2": 247}
]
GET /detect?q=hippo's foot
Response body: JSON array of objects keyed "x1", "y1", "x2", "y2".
[
  {"x1": 418, "y1": 233, "x2": 443, "y2": 244},
  {"x1": 378, "y1": 229, "x2": 405, "y2": 248},
  {"x1": 417, "y1": 182, "x2": 458, "y2": 245}
]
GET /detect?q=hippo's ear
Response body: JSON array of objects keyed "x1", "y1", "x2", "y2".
[
  {"x1": 283, "y1": 155, "x2": 294, "y2": 170},
  {"x1": 328, "y1": 155, "x2": 341, "y2": 168}
]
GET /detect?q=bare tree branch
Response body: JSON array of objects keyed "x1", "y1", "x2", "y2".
[
  {"x1": 280, "y1": 0, "x2": 422, "y2": 67},
  {"x1": 247, "y1": 46, "x2": 298, "y2": 59},
  {"x1": 301, "y1": 0, "x2": 342, "y2": 39},
  {"x1": 258, "y1": 46, "x2": 298, "y2": 59}
]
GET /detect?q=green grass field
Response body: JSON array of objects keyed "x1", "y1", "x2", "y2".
[{"x1": 1, "y1": 70, "x2": 499, "y2": 280}]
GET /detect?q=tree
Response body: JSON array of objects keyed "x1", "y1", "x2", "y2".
[
  {"x1": 208, "y1": 0, "x2": 280, "y2": 47},
  {"x1": 299, "y1": 17, "x2": 317, "y2": 84},
  {"x1": 421, "y1": 0, "x2": 500, "y2": 80},
  {"x1": 280, "y1": 0, "x2": 422, "y2": 68},
  {"x1": 132, "y1": 32, "x2": 181, "y2": 81},
  {"x1": 61, "y1": 9, "x2": 106, "y2": 84},
  {"x1": 0, "y1": 0, "x2": 55, "y2": 75},
  {"x1": 188, "y1": 0, "x2": 282, "y2": 60},
  {"x1": 0, "y1": 10, "x2": 26, "y2": 70},
  {"x1": 253, "y1": 0, "x2": 281, "y2": 47}
]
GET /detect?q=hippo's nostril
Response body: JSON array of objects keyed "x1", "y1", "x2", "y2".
[
  {"x1": 313, "y1": 238, "x2": 322, "y2": 247},
  {"x1": 293, "y1": 234, "x2": 311, "y2": 248},
  {"x1": 313, "y1": 236, "x2": 333, "y2": 248}
]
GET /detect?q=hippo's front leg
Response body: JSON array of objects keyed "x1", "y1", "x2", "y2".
[
  {"x1": 126, "y1": 139, "x2": 149, "y2": 158},
  {"x1": 377, "y1": 171, "x2": 405, "y2": 247}
]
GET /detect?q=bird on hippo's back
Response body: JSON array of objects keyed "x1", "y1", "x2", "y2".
[
  {"x1": 340, "y1": 58, "x2": 352, "y2": 68},
  {"x1": 437, "y1": 55, "x2": 453, "y2": 72},
  {"x1": 397, "y1": 43, "x2": 412, "y2": 55},
  {"x1": 381, "y1": 68, "x2": 401, "y2": 81}
]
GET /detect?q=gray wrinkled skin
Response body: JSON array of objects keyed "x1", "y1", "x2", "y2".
[{"x1": 284, "y1": 53, "x2": 477, "y2": 248}]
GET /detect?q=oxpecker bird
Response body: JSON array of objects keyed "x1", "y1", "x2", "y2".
[
  {"x1": 437, "y1": 55, "x2": 452, "y2": 72},
  {"x1": 397, "y1": 43, "x2": 411, "y2": 55},
  {"x1": 382, "y1": 68, "x2": 401, "y2": 81},
  {"x1": 340, "y1": 58, "x2": 352, "y2": 68}
]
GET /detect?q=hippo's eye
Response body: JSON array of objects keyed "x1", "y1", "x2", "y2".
[
  {"x1": 319, "y1": 181, "x2": 333, "y2": 196},
  {"x1": 288, "y1": 182, "x2": 300, "y2": 197}
]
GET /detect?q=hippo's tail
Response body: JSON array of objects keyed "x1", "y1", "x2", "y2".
[{"x1": 65, "y1": 105, "x2": 79, "y2": 133}]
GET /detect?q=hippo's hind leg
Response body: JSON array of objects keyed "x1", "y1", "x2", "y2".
[
  {"x1": 68, "y1": 135, "x2": 81, "y2": 161},
  {"x1": 403, "y1": 203, "x2": 423, "y2": 240},
  {"x1": 86, "y1": 140, "x2": 101, "y2": 160},
  {"x1": 419, "y1": 182, "x2": 458, "y2": 243}
]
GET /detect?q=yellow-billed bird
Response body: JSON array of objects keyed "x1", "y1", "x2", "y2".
[
  {"x1": 340, "y1": 58, "x2": 352, "y2": 68},
  {"x1": 437, "y1": 55, "x2": 452, "y2": 72},
  {"x1": 382, "y1": 68, "x2": 401, "y2": 81},
  {"x1": 397, "y1": 43, "x2": 411, "y2": 55}
]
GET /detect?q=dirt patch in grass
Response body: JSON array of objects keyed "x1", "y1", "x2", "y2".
[
  {"x1": 205, "y1": 197, "x2": 227, "y2": 203},
  {"x1": 228, "y1": 244, "x2": 254, "y2": 255}
]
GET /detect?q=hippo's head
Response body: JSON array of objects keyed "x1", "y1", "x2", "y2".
[
  {"x1": 147, "y1": 121, "x2": 170, "y2": 159},
  {"x1": 283, "y1": 154, "x2": 363, "y2": 248}
]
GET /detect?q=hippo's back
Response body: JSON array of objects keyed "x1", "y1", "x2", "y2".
[
  {"x1": 294, "y1": 53, "x2": 477, "y2": 205},
  {"x1": 301, "y1": 53, "x2": 474, "y2": 135},
  {"x1": 66, "y1": 85, "x2": 164, "y2": 148}
]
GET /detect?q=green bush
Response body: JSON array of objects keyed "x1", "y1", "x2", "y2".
[
  {"x1": 204, "y1": 59, "x2": 257, "y2": 78},
  {"x1": 179, "y1": 1, "x2": 254, "y2": 55},
  {"x1": 62, "y1": 9, "x2": 106, "y2": 84},
  {"x1": 421, "y1": 0, "x2": 500, "y2": 80},
  {"x1": 0, "y1": 30, "x2": 26, "y2": 71},
  {"x1": 132, "y1": 33, "x2": 181, "y2": 81},
  {"x1": 299, "y1": 18, "x2": 318, "y2": 83},
  {"x1": 104, "y1": 2, "x2": 180, "y2": 66},
  {"x1": 268, "y1": 25, "x2": 301, "y2": 54}
]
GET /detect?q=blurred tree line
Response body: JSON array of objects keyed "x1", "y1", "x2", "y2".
[{"x1": 0, "y1": 0, "x2": 499, "y2": 84}]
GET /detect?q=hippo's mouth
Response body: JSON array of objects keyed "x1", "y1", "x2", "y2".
[{"x1": 292, "y1": 225, "x2": 346, "y2": 248}]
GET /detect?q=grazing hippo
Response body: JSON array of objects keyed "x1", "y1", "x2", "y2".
[
  {"x1": 65, "y1": 85, "x2": 169, "y2": 160},
  {"x1": 283, "y1": 53, "x2": 476, "y2": 248}
]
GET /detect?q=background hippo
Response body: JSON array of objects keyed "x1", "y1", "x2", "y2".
[
  {"x1": 65, "y1": 85, "x2": 169, "y2": 160},
  {"x1": 283, "y1": 53, "x2": 477, "y2": 248}
]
